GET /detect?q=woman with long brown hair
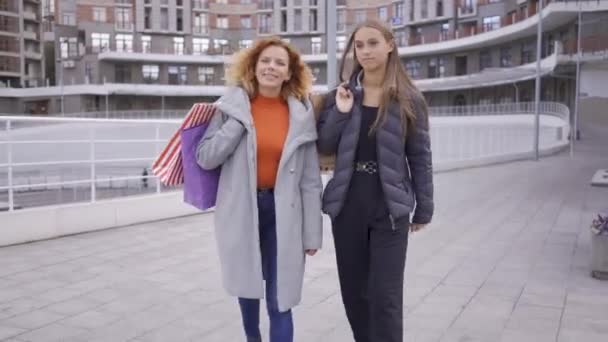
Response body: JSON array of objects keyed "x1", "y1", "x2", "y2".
[
  {"x1": 197, "y1": 37, "x2": 323, "y2": 342},
  {"x1": 317, "y1": 20, "x2": 434, "y2": 342}
]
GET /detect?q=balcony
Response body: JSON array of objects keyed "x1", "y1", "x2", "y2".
[
  {"x1": 115, "y1": 22, "x2": 134, "y2": 31},
  {"x1": 25, "y1": 50, "x2": 42, "y2": 59},
  {"x1": 400, "y1": 0, "x2": 608, "y2": 57},
  {"x1": 258, "y1": 0, "x2": 273, "y2": 10},
  {"x1": 115, "y1": 0, "x2": 134, "y2": 5},
  {"x1": 23, "y1": 11, "x2": 38, "y2": 21},
  {"x1": 23, "y1": 31, "x2": 39, "y2": 41},
  {"x1": 192, "y1": 0, "x2": 209, "y2": 9}
]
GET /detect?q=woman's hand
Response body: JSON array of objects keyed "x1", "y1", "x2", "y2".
[
  {"x1": 305, "y1": 249, "x2": 318, "y2": 256},
  {"x1": 410, "y1": 223, "x2": 428, "y2": 233},
  {"x1": 335, "y1": 83, "x2": 354, "y2": 114}
]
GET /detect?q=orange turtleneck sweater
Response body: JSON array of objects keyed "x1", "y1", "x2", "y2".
[{"x1": 251, "y1": 94, "x2": 289, "y2": 189}]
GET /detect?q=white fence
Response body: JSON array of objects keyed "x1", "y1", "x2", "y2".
[
  {"x1": 0, "y1": 117, "x2": 180, "y2": 211},
  {"x1": 0, "y1": 101, "x2": 570, "y2": 212}
]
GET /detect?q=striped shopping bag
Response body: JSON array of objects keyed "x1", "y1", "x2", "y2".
[{"x1": 152, "y1": 102, "x2": 218, "y2": 186}]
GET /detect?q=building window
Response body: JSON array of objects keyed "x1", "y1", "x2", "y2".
[
  {"x1": 241, "y1": 16, "x2": 252, "y2": 29},
  {"x1": 213, "y1": 39, "x2": 229, "y2": 54},
  {"x1": 216, "y1": 15, "x2": 228, "y2": 29},
  {"x1": 500, "y1": 47, "x2": 512, "y2": 67},
  {"x1": 60, "y1": 37, "x2": 78, "y2": 58},
  {"x1": 310, "y1": 8, "x2": 318, "y2": 31},
  {"x1": 168, "y1": 66, "x2": 188, "y2": 85},
  {"x1": 239, "y1": 39, "x2": 253, "y2": 49},
  {"x1": 259, "y1": 14, "x2": 272, "y2": 34},
  {"x1": 312, "y1": 66, "x2": 321, "y2": 83},
  {"x1": 115, "y1": 64, "x2": 131, "y2": 83},
  {"x1": 462, "y1": 0, "x2": 474, "y2": 14},
  {"x1": 142, "y1": 64, "x2": 159, "y2": 83},
  {"x1": 437, "y1": 0, "x2": 443, "y2": 17},
  {"x1": 177, "y1": 9, "x2": 183, "y2": 31},
  {"x1": 406, "y1": 60, "x2": 421, "y2": 79},
  {"x1": 62, "y1": 12, "x2": 76, "y2": 25},
  {"x1": 85, "y1": 62, "x2": 93, "y2": 83},
  {"x1": 173, "y1": 37, "x2": 184, "y2": 55},
  {"x1": 337, "y1": 9, "x2": 346, "y2": 32},
  {"x1": 378, "y1": 7, "x2": 388, "y2": 21},
  {"x1": 93, "y1": 7, "x2": 106, "y2": 22},
  {"x1": 421, "y1": 0, "x2": 428, "y2": 19},
  {"x1": 115, "y1": 8, "x2": 132, "y2": 30},
  {"x1": 281, "y1": 10, "x2": 287, "y2": 32},
  {"x1": 440, "y1": 23, "x2": 449, "y2": 40},
  {"x1": 141, "y1": 35, "x2": 151, "y2": 53},
  {"x1": 294, "y1": 10, "x2": 302, "y2": 32},
  {"x1": 521, "y1": 42, "x2": 534, "y2": 64},
  {"x1": 194, "y1": 13, "x2": 208, "y2": 34},
  {"x1": 160, "y1": 8, "x2": 169, "y2": 30},
  {"x1": 395, "y1": 30, "x2": 407, "y2": 47},
  {"x1": 409, "y1": 0, "x2": 415, "y2": 21},
  {"x1": 144, "y1": 8, "x2": 151, "y2": 29},
  {"x1": 115, "y1": 34, "x2": 133, "y2": 52},
  {"x1": 479, "y1": 50, "x2": 492, "y2": 70},
  {"x1": 198, "y1": 66, "x2": 214, "y2": 84},
  {"x1": 428, "y1": 57, "x2": 444, "y2": 78},
  {"x1": 482, "y1": 16, "x2": 500, "y2": 32},
  {"x1": 91, "y1": 33, "x2": 110, "y2": 53},
  {"x1": 355, "y1": 10, "x2": 365, "y2": 23},
  {"x1": 193, "y1": 38, "x2": 209, "y2": 54},
  {"x1": 455, "y1": 55, "x2": 467, "y2": 75},
  {"x1": 393, "y1": 3, "x2": 404, "y2": 25},
  {"x1": 337, "y1": 35, "x2": 346, "y2": 52},
  {"x1": 311, "y1": 37, "x2": 322, "y2": 54}
]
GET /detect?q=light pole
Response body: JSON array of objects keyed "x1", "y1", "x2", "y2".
[
  {"x1": 574, "y1": 3, "x2": 582, "y2": 145},
  {"x1": 57, "y1": 37, "x2": 66, "y2": 116},
  {"x1": 533, "y1": 0, "x2": 544, "y2": 161},
  {"x1": 326, "y1": 0, "x2": 337, "y2": 89}
]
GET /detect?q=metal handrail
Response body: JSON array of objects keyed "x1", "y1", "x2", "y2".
[{"x1": 0, "y1": 101, "x2": 571, "y2": 211}]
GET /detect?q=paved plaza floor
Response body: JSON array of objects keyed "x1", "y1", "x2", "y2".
[{"x1": 0, "y1": 118, "x2": 607, "y2": 342}]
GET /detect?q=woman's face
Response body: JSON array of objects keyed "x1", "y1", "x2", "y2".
[
  {"x1": 255, "y1": 45, "x2": 291, "y2": 94},
  {"x1": 354, "y1": 26, "x2": 394, "y2": 73}
]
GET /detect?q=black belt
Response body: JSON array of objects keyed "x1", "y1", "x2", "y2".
[
  {"x1": 355, "y1": 161, "x2": 378, "y2": 174},
  {"x1": 257, "y1": 188, "x2": 274, "y2": 195}
]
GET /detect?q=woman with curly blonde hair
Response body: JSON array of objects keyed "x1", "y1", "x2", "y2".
[{"x1": 197, "y1": 37, "x2": 323, "y2": 342}]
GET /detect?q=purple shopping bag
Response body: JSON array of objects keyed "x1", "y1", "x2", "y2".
[{"x1": 180, "y1": 123, "x2": 220, "y2": 210}]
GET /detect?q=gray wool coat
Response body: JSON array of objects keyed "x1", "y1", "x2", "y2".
[
  {"x1": 196, "y1": 86, "x2": 323, "y2": 312},
  {"x1": 317, "y1": 72, "x2": 434, "y2": 226}
]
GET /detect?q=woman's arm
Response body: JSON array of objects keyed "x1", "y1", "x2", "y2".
[
  {"x1": 196, "y1": 111, "x2": 246, "y2": 170},
  {"x1": 316, "y1": 90, "x2": 350, "y2": 155},
  {"x1": 405, "y1": 94, "x2": 434, "y2": 225},
  {"x1": 299, "y1": 141, "x2": 323, "y2": 250}
]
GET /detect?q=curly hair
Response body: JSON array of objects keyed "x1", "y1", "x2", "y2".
[{"x1": 225, "y1": 36, "x2": 313, "y2": 101}]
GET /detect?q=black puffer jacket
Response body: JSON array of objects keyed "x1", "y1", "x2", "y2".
[{"x1": 317, "y1": 73, "x2": 434, "y2": 225}]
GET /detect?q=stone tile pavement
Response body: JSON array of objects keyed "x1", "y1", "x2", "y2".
[{"x1": 0, "y1": 119, "x2": 607, "y2": 342}]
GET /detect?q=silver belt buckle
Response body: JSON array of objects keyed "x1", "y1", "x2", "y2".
[{"x1": 355, "y1": 161, "x2": 377, "y2": 174}]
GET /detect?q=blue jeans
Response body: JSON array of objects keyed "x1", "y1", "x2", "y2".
[{"x1": 238, "y1": 189, "x2": 293, "y2": 342}]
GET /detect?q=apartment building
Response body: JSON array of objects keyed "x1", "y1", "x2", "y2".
[
  {"x1": 0, "y1": 0, "x2": 607, "y2": 115},
  {"x1": 0, "y1": 0, "x2": 44, "y2": 89}
]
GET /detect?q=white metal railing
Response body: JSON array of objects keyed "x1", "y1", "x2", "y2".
[
  {"x1": 0, "y1": 116, "x2": 180, "y2": 212},
  {"x1": 0, "y1": 101, "x2": 571, "y2": 212},
  {"x1": 429, "y1": 101, "x2": 570, "y2": 122},
  {"x1": 60, "y1": 109, "x2": 188, "y2": 120},
  {"x1": 429, "y1": 102, "x2": 571, "y2": 166}
]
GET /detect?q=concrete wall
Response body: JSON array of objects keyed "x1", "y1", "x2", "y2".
[
  {"x1": 0, "y1": 191, "x2": 201, "y2": 247},
  {"x1": 581, "y1": 66, "x2": 608, "y2": 99}
]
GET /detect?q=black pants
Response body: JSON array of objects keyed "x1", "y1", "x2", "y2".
[{"x1": 332, "y1": 199, "x2": 409, "y2": 342}]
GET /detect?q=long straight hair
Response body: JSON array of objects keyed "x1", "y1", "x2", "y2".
[{"x1": 339, "y1": 20, "x2": 426, "y2": 137}]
